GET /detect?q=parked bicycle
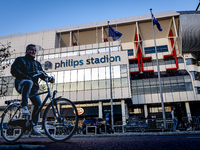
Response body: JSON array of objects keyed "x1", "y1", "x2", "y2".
[{"x1": 0, "y1": 71, "x2": 78, "y2": 142}]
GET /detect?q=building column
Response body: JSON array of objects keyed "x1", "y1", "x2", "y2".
[
  {"x1": 121, "y1": 100, "x2": 126, "y2": 125},
  {"x1": 69, "y1": 31, "x2": 72, "y2": 46},
  {"x1": 98, "y1": 101, "x2": 103, "y2": 118},
  {"x1": 144, "y1": 105, "x2": 148, "y2": 118},
  {"x1": 102, "y1": 27, "x2": 104, "y2": 42},
  {"x1": 185, "y1": 102, "x2": 191, "y2": 120}
]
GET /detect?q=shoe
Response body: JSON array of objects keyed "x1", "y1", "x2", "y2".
[
  {"x1": 186, "y1": 127, "x2": 192, "y2": 131},
  {"x1": 31, "y1": 126, "x2": 41, "y2": 136},
  {"x1": 175, "y1": 130, "x2": 180, "y2": 132},
  {"x1": 22, "y1": 106, "x2": 30, "y2": 115}
]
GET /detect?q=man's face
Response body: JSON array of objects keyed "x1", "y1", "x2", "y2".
[{"x1": 26, "y1": 46, "x2": 36, "y2": 58}]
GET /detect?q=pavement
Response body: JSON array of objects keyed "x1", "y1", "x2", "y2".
[{"x1": 1, "y1": 131, "x2": 200, "y2": 150}]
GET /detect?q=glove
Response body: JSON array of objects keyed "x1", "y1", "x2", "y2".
[{"x1": 48, "y1": 76, "x2": 55, "y2": 83}]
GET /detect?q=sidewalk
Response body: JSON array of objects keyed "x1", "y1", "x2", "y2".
[
  {"x1": 72, "y1": 130, "x2": 200, "y2": 137},
  {"x1": 0, "y1": 131, "x2": 199, "y2": 139}
]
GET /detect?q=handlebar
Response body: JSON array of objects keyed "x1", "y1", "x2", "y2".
[
  {"x1": 33, "y1": 71, "x2": 54, "y2": 83},
  {"x1": 33, "y1": 71, "x2": 49, "y2": 78}
]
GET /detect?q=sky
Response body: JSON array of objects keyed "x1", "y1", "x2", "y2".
[{"x1": 0, "y1": 0, "x2": 199, "y2": 37}]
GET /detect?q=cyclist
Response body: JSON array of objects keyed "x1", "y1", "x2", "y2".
[{"x1": 11, "y1": 44, "x2": 54, "y2": 135}]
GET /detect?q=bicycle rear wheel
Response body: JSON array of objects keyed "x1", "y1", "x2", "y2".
[
  {"x1": 43, "y1": 98, "x2": 78, "y2": 142},
  {"x1": 1, "y1": 103, "x2": 24, "y2": 142}
]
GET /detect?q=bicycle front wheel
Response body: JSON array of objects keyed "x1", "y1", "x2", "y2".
[
  {"x1": 1, "y1": 103, "x2": 24, "y2": 142},
  {"x1": 43, "y1": 98, "x2": 78, "y2": 142}
]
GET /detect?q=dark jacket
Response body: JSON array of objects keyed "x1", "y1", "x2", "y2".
[
  {"x1": 175, "y1": 105, "x2": 182, "y2": 118},
  {"x1": 11, "y1": 54, "x2": 45, "y2": 92}
]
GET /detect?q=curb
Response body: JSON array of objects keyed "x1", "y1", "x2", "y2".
[{"x1": 72, "y1": 131, "x2": 200, "y2": 137}]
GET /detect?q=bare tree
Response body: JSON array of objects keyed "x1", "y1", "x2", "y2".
[{"x1": 0, "y1": 42, "x2": 15, "y2": 96}]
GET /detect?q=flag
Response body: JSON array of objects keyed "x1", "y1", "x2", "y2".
[
  {"x1": 152, "y1": 14, "x2": 162, "y2": 31},
  {"x1": 108, "y1": 25, "x2": 122, "y2": 41}
]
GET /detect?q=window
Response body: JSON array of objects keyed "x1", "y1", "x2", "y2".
[
  {"x1": 71, "y1": 70, "x2": 77, "y2": 82},
  {"x1": 99, "y1": 48, "x2": 106, "y2": 53},
  {"x1": 92, "y1": 68, "x2": 98, "y2": 80},
  {"x1": 186, "y1": 58, "x2": 196, "y2": 65},
  {"x1": 71, "y1": 82, "x2": 77, "y2": 91},
  {"x1": 78, "y1": 69, "x2": 84, "y2": 81},
  {"x1": 121, "y1": 78, "x2": 128, "y2": 87},
  {"x1": 78, "y1": 82, "x2": 84, "y2": 91},
  {"x1": 85, "y1": 69, "x2": 91, "y2": 81},
  {"x1": 64, "y1": 71, "x2": 70, "y2": 82},
  {"x1": 99, "y1": 80, "x2": 106, "y2": 89},
  {"x1": 113, "y1": 78, "x2": 121, "y2": 88},
  {"x1": 113, "y1": 66, "x2": 120, "y2": 78},
  {"x1": 64, "y1": 83, "x2": 70, "y2": 91},
  {"x1": 85, "y1": 81, "x2": 91, "y2": 90},
  {"x1": 92, "y1": 81, "x2": 98, "y2": 89},
  {"x1": 144, "y1": 45, "x2": 168, "y2": 54},
  {"x1": 112, "y1": 46, "x2": 118, "y2": 52},
  {"x1": 127, "y1": 49, "x2": 134, "y2": 56},
  {"x1": 57, "y1": 72, "x2": 64, "y2": 83},
  {"x1": 99, "y1": 67, "x2": 106, "y2": 80}
]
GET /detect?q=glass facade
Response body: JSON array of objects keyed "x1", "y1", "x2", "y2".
[
  {"x1": 1, "y1": 64, "x2": 129, "y2": 96},
  {"x1": 131, "y1": 70, "x2": 193, "y2": 95}
]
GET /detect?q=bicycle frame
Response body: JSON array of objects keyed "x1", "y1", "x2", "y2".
[{"x1": 30, "y1": 78, "x2": 62, "y2": 125}]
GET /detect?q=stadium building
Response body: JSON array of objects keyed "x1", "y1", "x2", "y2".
[{"x1": 0, "y1": 10, "x2": 200, "y2": 124}]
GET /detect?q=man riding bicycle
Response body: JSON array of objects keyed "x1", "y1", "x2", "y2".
[{"x1": 11, "y1": 44, "x2": 54, "y2": 135}]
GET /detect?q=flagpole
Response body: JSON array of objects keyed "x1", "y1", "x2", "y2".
[
  {"x1": 196, "y1": 1, "x2": 200, "y2": 11},
  {"x1": 107, "y1": 21, "x2": 114, "y2": 132},
  {"x1": 150, "y1": 9, "x2": 166, "y2": 129}
]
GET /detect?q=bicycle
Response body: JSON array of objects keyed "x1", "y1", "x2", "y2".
[{"x1": 0, "y1": 71, "x2": 78, "y2": 142}]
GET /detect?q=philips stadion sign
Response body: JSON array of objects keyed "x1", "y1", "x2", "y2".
[{"x1": 42, "y1": 55, "x2": 121, "y2": 70}]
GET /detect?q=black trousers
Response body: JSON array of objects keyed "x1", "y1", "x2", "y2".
[{"x1": 176, "y1": 117, "x2": 187, "y2": 130}]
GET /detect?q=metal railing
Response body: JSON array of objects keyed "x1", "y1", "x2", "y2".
[{"x1": 112, "y1": 116, "x2": 200, "y2": 133}]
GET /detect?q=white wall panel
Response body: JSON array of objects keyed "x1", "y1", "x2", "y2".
[
  {"x1": 42, "y1": 31, "x2": 56, "y2": 49},
  {"x1": 99, "y1": 89, "x2": 106, "y2": 100},
  {"x1": 85, "y1": 91, "x2": 91, "y2": 101},
  {"x1": 92, "y1": 90, "x2": 99, "y2": 100},
  {"x1": 11, "y1": 36, "x2": 26, "y2": 49},
  {"x1": 164, "y1": 93, "x2": 173, "y2": 102},
  {"x1": 145, "y1": 94, "x2": 152, "y2": 104},
  {"x1": 107, "y1": 89, "x2": 111, "y2": 100},
  {"x1": 113, "y1": 88, "x2": 121, "y2": 99},
  {"x1": 172, "y1": 92, "x2": 180, "y2": 102},
  {"x1": 70, "y1": 91, "x2": 76, "y2": 102},
  {"x1": 178, "y1": 63, "x2": 185, "y2": 70},
  {"x1": 77, "y1": 91, "x2": 84, "y2": 101},
  {"x1": 153, "y1": 66, "x2": 158, "y2": 72},
  {"x1": 152, "y1": 94, "x2": 159, "y2": 103},
  {"x1": 160, "y1": 65, "x2": 166, "y2": 72},
  {"x1": 122, "y1": 87, "x2": 130, "y2": 98},
  {"x1": 187, "y1": 65, "x2": 198, "y2": 72},
  {"x1": 0, "y1": 38, "x2": 11, "y2": 45},
  {"x1": 179, "y1": 92, "x2": 187, "y2": 101},
  {"x1": 186, "y1": 91, "x2": 195, "y2": 101},
  {"x1": 63, "y1": 92, "x2": 70, "y2": 100}
]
